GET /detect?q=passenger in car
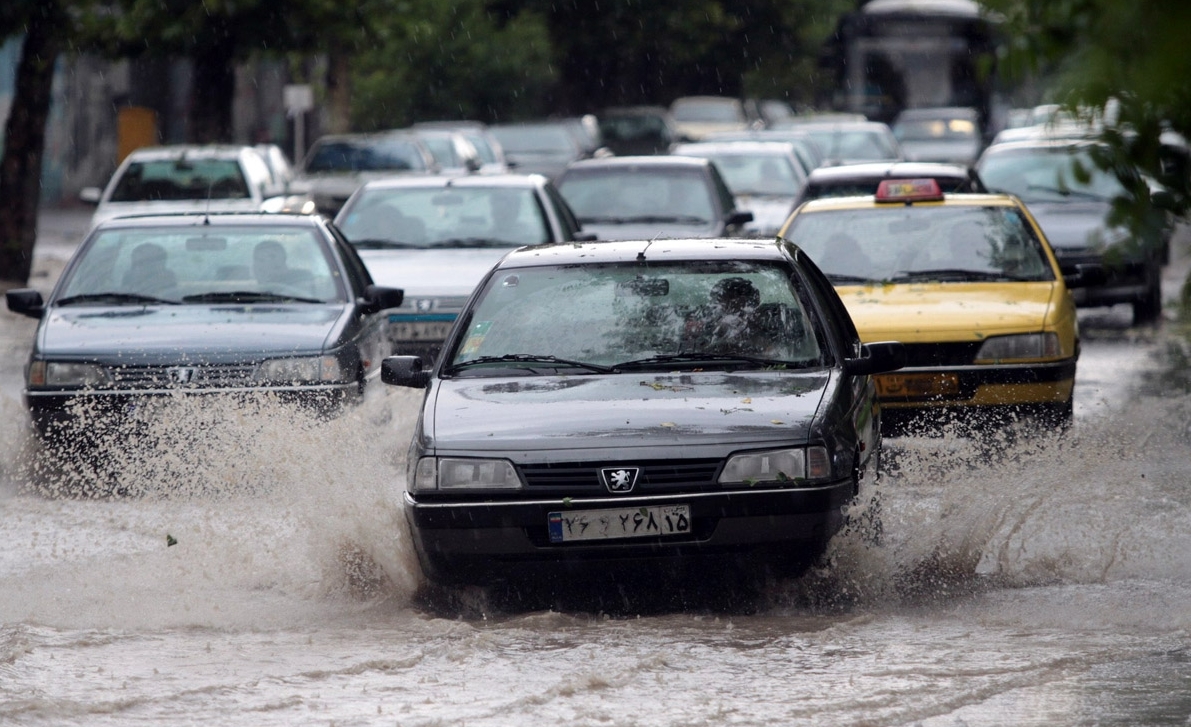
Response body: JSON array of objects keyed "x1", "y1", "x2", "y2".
[
  {"x1": 122, "y1": 242, "x2": 177, "y2": 297},
  {"x1": 253, "y1": 239, "x2": 313, "y2": 290}
]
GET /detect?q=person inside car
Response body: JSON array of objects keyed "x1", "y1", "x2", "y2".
[
  {"x1": 253, "y1": 239, "x2": 313, "y2": 290},
  {"x1": 122, "y1": 242, "x2": 177, "y2": 297}
]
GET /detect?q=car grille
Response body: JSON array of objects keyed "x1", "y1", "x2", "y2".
[
  {"x1": 898, "y1": 342, "x2": 982, "y2": 368},
  {"x1": 519, "y1": 458, "x2": 722, "y2": 492},
  {"x1": 107, "y1": 363, "x2": 258, "y2": 388}
]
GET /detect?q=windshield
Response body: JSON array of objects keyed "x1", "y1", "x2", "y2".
[
  {"x1": 804, "y1": 129, "x2": 900, "y2": 162},
  {"x1": 785, "y1": 205, "x2": 1056, "y2": 284},
  {"x1": 671, "y1": 100, "x2": 745, "y2": 123},
  {"x1": 894, "y1": 117, "x2": 978, "y2": 142},
  {"x1": 491, "y1": 125, "x2": 577, "y2": 154},
  {"x1": 445, "y1": 260, "x2": 825, "y2": 373},
  {"x1": 691, "y1": 152, "x2": 804, "y2": 196},
  {"x1": 558, "y1": 167, "x2": 716, "y2": 224},
  {"x1": 978, "y1": 146, "x2": 1127, "y2": 203},
  {"x1": 338, "y1": 186, "x2": 552, "y2": 247},
  {"x1": 108, "y1": 158, "x2": 249, "y2": 202},
  {"x1": 303, "y1": 138, "x2": 428, "y2": 173},
  {"x1": 56, "y1": 226, "x2": 345, "y2": 304}
]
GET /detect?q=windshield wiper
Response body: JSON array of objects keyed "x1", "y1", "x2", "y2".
[
  {"x1": 181, "y1": 291, "x2": 325, "y2": 304},
  {"x1": 612, "y1": 353, "x2": 785, "y2": 370},
  {"x1": 889, "y1": 268, "x2": 1027, "y2": 283},
  {"x1": 1025, "y1": 184, "x2": 1107, "y2": 202},
  {"x1": 580, "y1": 215, "x2": 710, "y2": 226},
  {"x1": 826, "y1": 273, "x2": 879, "y2": 284},
  {"x1": 349, "y1": 238, "x2": 423, "y2": 249},
  {"x1": 56, "y1": 292, "x2": 178, "y2": 306},
  {"x1": 446, "y1": 354, "x2": 614, "y2": 374},
  {"x1": 428, "y1": 237, "x2": 520, "y2": 249}
]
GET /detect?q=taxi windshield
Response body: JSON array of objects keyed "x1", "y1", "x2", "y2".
[
  {"x1": 785, "y1": 206, "x2": 1056, "y2": 284},
  {"x1": 445, "y1": 261, "x2": 826, "y2": 374}
]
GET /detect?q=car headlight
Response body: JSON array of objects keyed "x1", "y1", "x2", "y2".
[
  {"x1": 31, "y1": 361, "x2": 110, "y2": 388},
  {"x1": 974, "y1": 333, "x2": 1060, "y2": 362},
  {"x1": 254, "y1": 356, "x2": 346, "y2": 384},
  {"x1": 410, "y1": 457, "x2": 524, "y2": 492},
  {"x1": 718, "y1": 446, "x2": 830, "y2": 485}
]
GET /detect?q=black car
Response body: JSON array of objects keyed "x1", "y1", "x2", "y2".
[
  {"x1": 792, "y1": 161, "x2": 987, "y2": 208},
  {"x1": 381, "y1": 238, "x2": 904, "y2": 586},
  {"x1": 555, "y1": 156, "x2": 754, "y2": 240},
  {"x1": 6, "y1": 213, "x2": 404, "y2": 440}
]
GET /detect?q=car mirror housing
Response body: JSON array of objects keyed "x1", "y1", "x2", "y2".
[
  {"x1": 727, "y1": 210, "x2": 755, "y2": 227},
  {"x1": 381, "y1": 355, "x2": 431, "y2": 388},
  {"x1": 79, "y1": 187, "x2": 101, "y2": 205},
  {"x1": 362, "y1": 284, "x2": 404, "y2": 314},
  {"x1": 5, "y1": 288, "x2": 45, "y2": 319},
  {"x1": 844, "y1": 341, "x2": 906, "y2": 376}
]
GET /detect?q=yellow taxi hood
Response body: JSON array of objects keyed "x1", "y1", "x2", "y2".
[{"x1": 837, "y1": 282, "x2": 1058, "y2": 342}]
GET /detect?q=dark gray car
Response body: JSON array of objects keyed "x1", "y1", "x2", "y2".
[{"x1": 381, "y1": 238, "x2": 904, "y2": 586}]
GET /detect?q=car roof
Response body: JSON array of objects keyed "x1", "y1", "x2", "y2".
[
  {"x1": 806, "y1": 161, "x2": 973, "y2": 182},
  {"x1": 795, "y1": 192, "x2": 1020, "y2": 214},
  {"x1": 562, "y1": 155, "x2": 714, "y2": 171},
  {"x1": 122, "y1": 145, "x2": 256, "y2": 161},
  {"x1": 671, "y1": 141, "x2": 799, "y2": 155},
  {"x1": 496, "y1": 238, "x2": 789, "y2": 269},
  {"x1": 91, "y1": 212, "x2": 327, "y2": 230},
  {"x1": 356, "y1": 173, "x2": 550, "y2": 191}
]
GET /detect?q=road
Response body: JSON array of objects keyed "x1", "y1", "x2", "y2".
[{"x1": 0, "y1": 208, "x2": 1189, "y2": 726}]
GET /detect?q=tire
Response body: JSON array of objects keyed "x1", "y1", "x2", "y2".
[{"x1": 1132, "y1": 265, "x2": 1163, "y2": 325}]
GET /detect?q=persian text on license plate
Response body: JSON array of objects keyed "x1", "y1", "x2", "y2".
[
  {"x1": 875, "y1": 372, "x2": 960, "y2": 398},
  {"x1": 548, "y1": 504, "x2": 691, "y2": 543},
  {"x1": 389, "y1": 320, "x2": 455, "y2": 341}
]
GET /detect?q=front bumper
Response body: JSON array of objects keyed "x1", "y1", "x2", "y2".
[
  {"x1": 403, "y1": 481, "x2": 854, "y2": 584},
  {"x1": 874, "y1": 358, "x2": 1076, "y2": 409}
]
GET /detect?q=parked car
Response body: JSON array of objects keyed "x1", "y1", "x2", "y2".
[
  {"x1": 769, "y1": 120, "x2": 903, "y2": 166},
  {"x1": 380, "y1": 237, "x2": 904, "y2": 586},
  {"x1": 291, "y1": 131, "x2": 437, "y2": 216},
  {"x1": 703, "y1": 129, "x2": 826, "y2": 176},
  {"x1": 779, "y1": 179, "x2": 1088, "y2": 432},
  {"x1": 792, "y1": 161, "x2": 986, "y2": 207},
  {"x1": 78, "y1": 145, "x2": 308, "y2": 227},
  {"x1": 413, "y1": 120, "x2": 509, "y2": 174},
  {"x1": 334, "y1": 174, "x2": 591, "y2": 360},
  {"x1": 555, "y1": 156, "x2": 753, "y2": 240},
  {"x1": 892, "y1": 107, "x2": 984, "y2": 165},
  {"x1": 669, "y1": 96, "x2": 751, "y2": 140},
  {"x1": 489, "y1": 121, "x2": 598, "y2": 181},
  {"x1": 5, "y1": 213, "x2": 404, "y2": 441},
  {"x1": 976, "y1": 139, "x2": 1168, "y2": 324},
  {"x1": 598, "y1": 106, "x2": 682, "y2": 156},
  {"x1": 671, "y1": 141, "x2": 808, "y2": 237}
]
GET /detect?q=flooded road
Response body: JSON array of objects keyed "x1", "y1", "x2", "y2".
[{"x1": 2, "y1": 211, "x2": 1190, "y2": 726}]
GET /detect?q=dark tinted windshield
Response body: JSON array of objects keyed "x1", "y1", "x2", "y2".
[
  {"x1": 109, "y1": 159, "x2": 248, "y2": 202},
  {"x1": 303, "y1": 138, "x2": 428, "y2": 173}
]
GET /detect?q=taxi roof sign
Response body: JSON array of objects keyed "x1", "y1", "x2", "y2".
[{"x1": 875, "y1": 178, "x2": 944, "y2": 203}]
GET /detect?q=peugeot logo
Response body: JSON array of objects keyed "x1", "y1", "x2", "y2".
[
  {"x1": 599, "y1": 466, "x2": 640, "y2": 494},
  {"x1": 167, "y1": 367, "x2": 197, "y2": 385},
  {"x1": 415, "y1": 299, "x2": 434, "y2": 312}
]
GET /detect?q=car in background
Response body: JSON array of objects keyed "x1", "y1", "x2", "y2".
[
  {"x1": 5, "y1": 213, "x2": 404, "y2": 441},
  {"x1": 703, "y1": 129, "x2": 826, "y2": 176},
  {"x1": 489, "y1": 121, "x2": 596, "y2": 181},
  {"x1": 779, "y1": 179, "x2": 1088, "y2": 432},
  {"x1": 555, "y1": 156, "x2": 753, "y2": 240},
  {"x1": 744, "y1": 98, "x2": 796, "y2": 128},
  {"x1": 334, "y1": 174, "x2": 591, "y2": 360},
  {"x1": 380, "y1": 237, "x2": 904, "y2": 586},
  {"x1": 291, "y1": 131, "x2": 437, "y2": 216},
  {"x1": 792, "y1": 161, "x2": 986, "y2": 207},
  {"x1": 413, "y1": 120, "x2": 509, "y2": 174},
  {"x1": 976, "y1": 139, "x2": 1168, "y2": 324},
  {"x1": 408, "y1": 128, "x2": 482, "y2": 175},
  {"x1": 669, "y1": 96, "x2": 751, "y2": 140},
  {"x1": 769, "y1": 119, "x2": 902, "y2": 166},
  {"x1": 598, "y1": 106, "x2": 682, "y2": 156},
  {"x1": 892, "y1": 107, "x2": 984, "y2": 165},
  {"x1": 671, "y1": 141, "x2": 808, "y2": 237},
  {"x1": 79, "y1": 145, "x2": 307, "y2": 227}
]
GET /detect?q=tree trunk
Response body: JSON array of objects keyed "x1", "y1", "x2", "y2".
[
  {"x1": 189, "y1": 39, "x2": 236, "y2": 143},
  {"x1": 0, "y1": 9, "x2": 62, "y2": 287},
  {"x1": 325, "y1": 44, "x2": 352, "y2": 135}
]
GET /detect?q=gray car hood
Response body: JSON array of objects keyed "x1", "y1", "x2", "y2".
[{"x1": 426, "y1": 370, "x2": 829, "y2": 456}]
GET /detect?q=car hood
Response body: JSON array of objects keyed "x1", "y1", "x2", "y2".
[
  {"x1": 836, "y1": 282, "x2": 1058, "y2": 342},
  {"x1": 427, "y1": 370, "x2": 829, "y2": 454},
  {"x1": 357, "y1": 248, "x2": 513, "y2": 297},
  {"x1": 736, "y1": 196, "x2": 795, "y2": 236},
  {"x1": 577, "y1": 220, "x2": 719, "y2": 241},
  {"x1": 1021, "y1": 201, "x2": 1112, "y2": 252},
  {"x1": 38, "y1": 304, "x2": 349, "y2": 360},
  {"x1": 91, "y1": 199, "x2": 262, "y2": 227}
]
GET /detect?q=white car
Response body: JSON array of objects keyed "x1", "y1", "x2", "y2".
[{"x1": 79, "y1": 145, "x2": 308, "y2": 228}]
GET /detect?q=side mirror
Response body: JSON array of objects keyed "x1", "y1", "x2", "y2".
[
  {"x1": 79, "y1": 187, "x2": 102, "y2": 205},
  {"x1": 844, "y1": 340, "x2": 905, "y2": 376},
  {"x1": 362, "y1": 284, "x2": 404, "y2": 314},
  {"x1": 381, "y1": 355, "x2": 431, "y2": 388},
  {"x1": 727, "y1": 210, "x2": 754, "y2": 227},
  {"x1": 6, "y1": 288, "x2": 45, "y2": 319},
  {"x1": 573, "y1": 232, "x2": 598, "y2": 242},
  {"x1": 1061, "y1": 263, "x2": 1108, "y2": 289}
]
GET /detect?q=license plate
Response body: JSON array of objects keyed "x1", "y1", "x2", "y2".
[
  {"x1": 548, "y1": 504, "x2": 691, "y2": 543},
  {"x1": 389, "y1": 320, "x2": 455, "y2": 341},
  {"x1": 875, "y1": 372, "x2": 960, "y2": 398}
]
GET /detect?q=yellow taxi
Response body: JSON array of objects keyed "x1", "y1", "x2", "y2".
[{"x1": 778, "y1": 178, "x2": 1091, "y2": 433}]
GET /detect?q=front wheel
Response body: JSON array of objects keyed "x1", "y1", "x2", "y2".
[{"x1": 1132, "y1": 265, "x2": 1163, "y2": 325}]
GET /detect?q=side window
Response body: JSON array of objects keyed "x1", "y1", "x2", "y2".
[
  {"x1": 240, "y1": 151, "x2": 273, "y2": 199},
  {"x1": 545, "y1": 183, "x2": 582, "y2": 241},
  {"x1": 707, "y1": 165, "x2": 737, "y2": 213},
  {"x1": 790, "y1": 246, "x2": 858, "y2": 361},
  {"x1": 327, "y1": 221, "x2": 373, "y2": 294}
]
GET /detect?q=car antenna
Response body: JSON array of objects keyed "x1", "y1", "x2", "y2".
[
  {"x1": 637, "y1": 238, "x2": 656, "y2": 261},
  {"x1": 203, "y1": 177, "x2": 213, "y2": 225}
]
